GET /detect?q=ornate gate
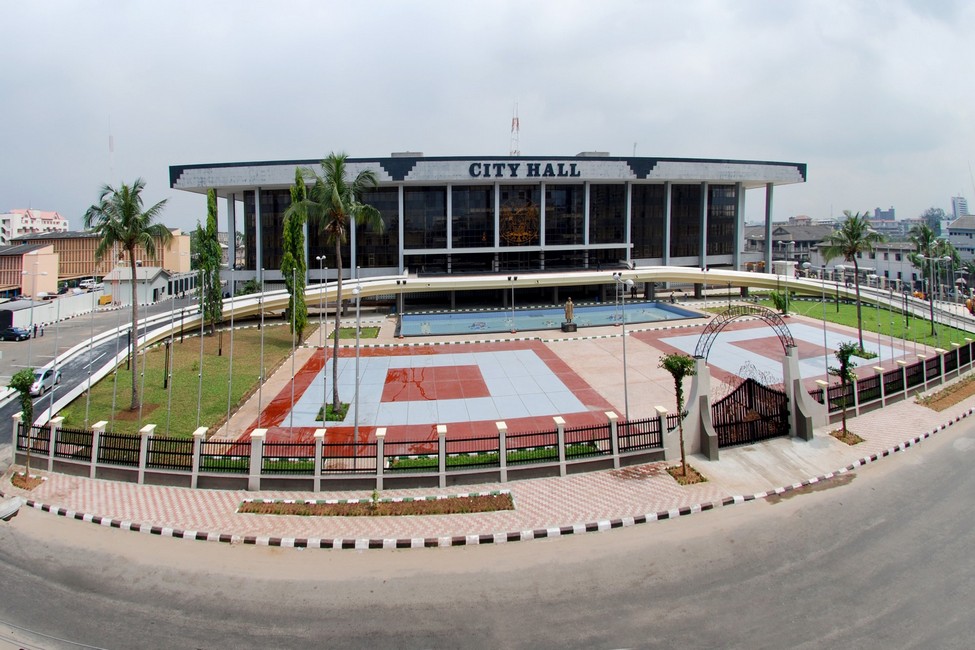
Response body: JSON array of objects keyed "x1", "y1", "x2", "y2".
[{"x1": 711, "y1": 378, "x2": 790, "y2": 447}]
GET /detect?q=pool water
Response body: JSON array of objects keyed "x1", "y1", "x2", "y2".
[{"x1": 400, "y1": 301, "x2": 700, "y2": 336}]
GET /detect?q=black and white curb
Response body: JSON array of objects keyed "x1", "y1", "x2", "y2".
[{"x1": 5, "y1": 405, "x2": 973, "y2": 550}]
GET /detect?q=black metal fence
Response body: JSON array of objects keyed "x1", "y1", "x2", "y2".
[
  {"x1": 147, "y1": 436, "x2": 193, "y2": 471},
  {"x1": 618, "y1": 418, "x2": 663, "y2": 452}
]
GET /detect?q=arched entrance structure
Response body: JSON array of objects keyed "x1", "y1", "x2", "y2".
[{"x1": 694, "y1": 305, "x2": 796, "y2": 361}]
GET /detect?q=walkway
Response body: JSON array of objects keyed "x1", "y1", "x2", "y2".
[{"x1": 3, "y1": 306, "x2": 970, "y2": 548}]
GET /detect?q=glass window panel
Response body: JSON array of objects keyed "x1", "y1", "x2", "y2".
[
  {"x1": 588, "y1": 184, "x2": 625, "y2": 245},
  {"x1": 544, "y1": 184, "x2": 583, "y2": 246},
  {"x1": 451, "y1": 186, "x2": 495, "y2": 248},
  {"x1": 499, "y1": 185, "x2": 541, "y2": 247}
]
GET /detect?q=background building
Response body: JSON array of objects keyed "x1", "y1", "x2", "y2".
[
  {"x1": 0, "y1": 209, "x2": 69, "y2": 246},
  {"x1": 0, "y1": 244, "x2": 59, "y2": 298},
  {"x1": 952, "y1": 196, "x2": 970, "y2": 220},
  {"x1": 170, "y1": 153, "x2": 807, "y2": 292}
]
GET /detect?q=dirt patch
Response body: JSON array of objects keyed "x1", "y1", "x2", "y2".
[
  {"x1": 916, "y1": 373, "x2": 975, "y2": 412},
  {"x1": 238, "y1": 493, "x2": 514, "y2": 517},
  {"x1": 766, "y1": 472, "x2": 856, "y2": 503},
  {"x1": 114, "y1": 403, "x2": 160, "y2": 421},
  {"x1": 10, "y1": 473, "x2": 43, "y2": 491},
  {"x1": 667, "y1": 464, "x2": 707, "y2": 485},
  {"x1": 830, "y1": 428, "x2": 865, "y2": 445}
]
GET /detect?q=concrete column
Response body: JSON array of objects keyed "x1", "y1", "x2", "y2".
[
  {"x1": 313, "y1": 428, "x2": 325, "y2": 492},
  {"x1": 398, "y1": 185, "x2": 406, "y2": 273},
  {"x1": 655, "y1": 406, "x2": 670, "y2": 457},
  {"x1": 918, "y1": 354, "x2": 929, "y2": 391},
  {"x1": 699, "y1": 181, "x2": 708, "y2": 269},
  {"x1": 375, "y1": 427, "x2": 386, "y2": 491},
  {"x1": 437, "y1": 424, "x2": 447, "y2": 488},
  {"x1": 896, "y1": 359, "x2": 908, "y2": 399},
  {"x1": 48, "y1": 416, "x2": 63, "y2": 472},
  {"x1": 934, "y1": 348, "x2": 947, "y2": 383},
  {"x1": 951, "y1": 342, "x2": 961, "y2": 379},
  {"x1": 137, "y1": 424, "x2": 155, "y2": 485},
  {"x1": 191, "y1": 427, "x2": 206, "y2": 489},
  {"x1": 255, "y1": 187, "x2": 263, "y2": 282},
  {"x1": 852, "y1": 377, "x2": 861, "y2": 416},
  {"x1": 874, "y1": 366, "x2": 885, "y2": 406},
  {"x1": 554, "y1": 416, "x2": 566, "y2": 476},
  {"x1": 663, "y1": 182, "x2": 672, "y2": 266},
  {"x1": 733, "y1": 182, "x2": 745, "y2": 270},
  {"x1": 497, "y1": 421, "x2": 508, "y2": 482},
  {"x1": 583, "y1": 183, "x2": 590, "y2": 247},
  {"x1": 606, "y1": 411, "x2": 620, "y2": 469},
  {"x1": 624, "y1": 182, "x2": 632, "y2": 266},
  {"x1": 227, "y1": 193, "x2": 236, "y2": 269},
  {"x1": 248, "y1": 428, "x2": 266, "y2": 491},
  {"x1": 764, "y1": 182, "x2": 774, "y2": 273},
  {"x1": 349, "y1": 217, "x2": 357, "y2": 274},
  {"x1": 91, "y1": 421, "x2": 107, "y2": 479}
]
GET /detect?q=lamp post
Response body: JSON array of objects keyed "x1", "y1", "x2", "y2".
[
  {"x1": 196, "y1": 273, "x2": 206, "y2": 430},
  {"x1": 316, "y1": 255, "x2": 326, "y2": 348},
  {"x1": 867, "y1": 274, "x2": 882, "y2": 363},
  {"x1": 257, "y1": 270, "x2": 265, "y2": 428},
  {"x1": 225, "y1": 266, "x2": 235, "y2": 437},
  {"x1": 352, "y1": 283, "x2": 362, "y2": 468},
  {"x1": 507, "y1": 275, "x2": 518, "y2": 333},
  {"x1": 835, "y1": 264, "x2": 847, "y2": 313},
  {"x1": 84, "y1": 287, "x2": 97, "y2": 428},
  {"x1": 46, "y1": 294, "x2": 62, "y2": 421},
  {"x1": 614, "y1": 273, "x2": 635, "y2": 420},
  {"x1": 289, "y1": 267, "x2": 296, "y2": 430}
]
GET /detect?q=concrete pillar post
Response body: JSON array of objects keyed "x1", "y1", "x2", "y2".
[
  {"x1": 496, "y1": 421, "x2": 508, "y2": 482},
  {"x1": 375, "y1": 427, "x2": 386, "y2": 492},
  {"x1": 896, "y1": 359, "x2": 908, "y2": 399},
  {"x1": 248, "y1": 429, "x2": 266, "y2": 491},
  {"x1": 606, "y1": 411, "x2": 620, "y2": 469},
  {"x1": 873, "y1": 366, "x2": 885, "y2": 407},
  {"x1": 138, "y1": 424, "x2": 155, "y2": 485},
  {"x1": 437, "y1": 424, "x2": 447, "y2": 488},
  {"x1": 91, "y1": 421, "x2": 107, "y2": 479},
  {"x1": 313, "y1": 428, "x2": 326, "y2": 492},
  {"x1": 191, "y1": 427, "x2": 206, "y2": 489},
  {"x1": 554, "y1": 416, "x2": 566, "y2": 476},
  {"x1": 47, "y1": 416, "x2": 64, "y2": 473}
]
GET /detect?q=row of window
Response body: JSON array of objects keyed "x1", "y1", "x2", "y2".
[{"x1": 243, "y1": 183, "x2": 738, "y2": 271}]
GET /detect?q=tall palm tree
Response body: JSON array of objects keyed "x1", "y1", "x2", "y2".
[
  {"x1": 908, "y1": 223, "x2": 941, "y2": 336},
  {"x1": 85, "y1": 179, "x2": 171, "y2": 410},
  {"x1": 297, "y1": 153, "x2": 383, "y2": 412},
  {"x1": 821, "y1": 211, "x2": 885, "y2": 350}
]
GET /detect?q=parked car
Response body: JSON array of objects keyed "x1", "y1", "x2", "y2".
[
  {"x1": 0, "y1": 327, "x2": 30, "y2": 341},
  {"x1": 30, "y1": 368, "x2": 62, "y2": 396}
]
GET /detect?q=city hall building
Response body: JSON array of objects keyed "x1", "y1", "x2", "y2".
[{"x1": 169, "y1": 153, "x2": 806, "y2": 285}]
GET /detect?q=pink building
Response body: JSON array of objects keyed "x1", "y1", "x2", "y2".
[{"x1": 0, "y1": 209, "x2": 69, "y2": 246}]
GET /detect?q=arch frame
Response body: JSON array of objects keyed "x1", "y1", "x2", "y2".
[{"x1": 694, "y1": 304, "x2": 796, "y2": 361}]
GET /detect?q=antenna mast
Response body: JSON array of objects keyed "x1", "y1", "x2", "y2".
[{"x1": 509, "y1": 104, "x2": 520, "y2": 156}]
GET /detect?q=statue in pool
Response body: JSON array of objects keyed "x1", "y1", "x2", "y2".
[{"x1": 564, "y1": 297, "x2": 574, "y2": 323}]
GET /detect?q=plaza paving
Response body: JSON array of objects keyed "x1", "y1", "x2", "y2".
[{"x1": 2, "y1": 302, "x2": 964, "y2": 546}]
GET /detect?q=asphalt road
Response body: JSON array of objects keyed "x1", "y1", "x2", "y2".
[{"x1": 0, "y1": 410, "x2": 971, "y2": 649}]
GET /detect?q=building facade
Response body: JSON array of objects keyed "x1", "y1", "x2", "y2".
[
  {"x1": 170, "y1": 154, "x2": 807, "y2": 282},
  {"x1": 0, "y1": 209, "x2": 69, "y2": 246},
  {"x1": 0, "y1": 244, "x2": 59, "y2": 298}
]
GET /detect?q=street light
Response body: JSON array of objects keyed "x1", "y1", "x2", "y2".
[
  {"x1": 352, "y1": 281, "x2": 362, "y2": 468},
  {"x1": 614, "y1": 273, "x2": 635, "y2": 420},
  {"x1": 867, "y1": 273, "x2": 882, "y2": 363},
  {"x1": 804, "y1": 261, "x2": 830, "y2": 377},
  {"x1": 316, "y1": 255, "x2": 327, "y2": 348},
  {"x1": 835, "y1": 264, "x2": 847, "y2": 313}
]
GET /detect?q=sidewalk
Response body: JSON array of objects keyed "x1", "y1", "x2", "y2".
[{"x1": 4, "y1": 379, "x2": 971, "y2": 548}]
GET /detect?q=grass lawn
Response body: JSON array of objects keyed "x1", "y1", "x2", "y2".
[
  {"x1": 747, "y1": 296, "x2": 973, "y2": 349},
  {"x1": 59, "y1": 323, "x2": 303, "y2": 437}
]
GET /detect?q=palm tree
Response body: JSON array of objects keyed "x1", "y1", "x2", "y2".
[
  {"x1": 908, "y1": 223, "x2": 941, "y2": 336},
  {"x1": 297, "y1": 153, "x2": 383, "y2": 412},
  {"x1": 820, "y1": 211, "x2": 885, "y2": 350},
  {"x1": 658, "y1": 353, "x2": 696, "y2": 477},
  {"x1": 85, "y1": 179, "x2": 171, "y2": 410}
]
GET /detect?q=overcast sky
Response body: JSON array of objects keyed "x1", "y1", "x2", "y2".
[{"x1": 2, "y1": 0, "x2": 973, "y2": 234}]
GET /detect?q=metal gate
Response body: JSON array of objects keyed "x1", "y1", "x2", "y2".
[{"x1": 712, "y1": 378, "x2": 789, "y2": 448}]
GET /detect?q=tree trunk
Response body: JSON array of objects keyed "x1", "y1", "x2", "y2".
[
  {"x1": 128, "y1": 247, "x2": 141, "y2": 411},
  {"x1": 675, "y1": 388, "x2": 686, "y2": 476},
  {"x1": 331, "y1": 238, "x2": 343, "y2": 413}
]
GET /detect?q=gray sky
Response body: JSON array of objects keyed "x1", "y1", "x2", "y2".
[{"x1": 2, "y1": 0, "x2": 973, "y2": 234}]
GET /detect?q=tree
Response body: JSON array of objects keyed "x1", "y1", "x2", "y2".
[
  {"x1": 658, "y1": 353, "x2": 696, "y2": 477},
  {"x1": 85, "y1": 178, "x2": 171, "y2": 410},
  {"x1": 921, "y1": 207, "x2": 946, "y2": 237},
  {"x1": 195, "y1": 188, "x2": 223, "y2": 336},
  {"x1": 9, "y1": 368, "x2": 35, "y2": 477},
  {"x1": 296, "y1": 153, "x2": 384, "y2": 411},
  {"x1": 908, "y1": 223, "x2": 941, "y2": 336},
  {"x1": 829, "y1": 341, "x2": 859, "y2": 434},
  {"x1": 820, "y1": 211, "x2": 885, "y2": 351},
  {"x1": 281, "y1": 168, "x2": 308, "y2": 341}
]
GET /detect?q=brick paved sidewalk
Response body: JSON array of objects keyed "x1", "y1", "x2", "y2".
[{"x1": 4, "y1": 392, "x2": 972, "y2": 547}]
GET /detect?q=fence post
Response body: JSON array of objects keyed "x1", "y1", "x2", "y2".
[
  {"x1": 934, "y1": 348, "x2": 947, "y2": 386},
  {"x1": 852, "y1": 376, "x2": 861, "y2": 416},
  {"x1": 873, "y1": 366, "x2": 885, "y2": 407},
  {"x1": 496, "y1": 421, "x2": 507, "y2": 482},
  {"x1": 313, "y1": 428, "x2": 325, "y2": 493},
  {"x1": 814, "y1": 379, "x2": 828, "y2": 406},
  {"x1": 11, "y1": 413, "x2": 21, "y2": 465},
  {"x1": 605, "y1": 411, "x2": 620, "y2": 469},
  {"x1": 191, "y1": 427, "x2": 206, "y2": 489},
  {"x1": 374, "y1": 428, "x2": 386, "y2": 491},
  {"x1": 437, "y1": 424, "x2": 447, "y2": 488},
  {"x1": 951, "y1": 343, "x2": 961, "y2": 379},
  {"x1": 554, "y1": 416, "x2": 566, "y2": 476},
  {"x1": 248, "y1": 429, "x2": 266, "y2": 491},
  {"x1": 48, "y1": 416, "x2": 63, "y2": 473},
  {"x1": 966, "y1": 338, "x2": 974, "y2": 372},
  {"x1": 917, "y1": 355, "x2": 929, "y2": 392},
  {"x1": 91, "y1": 421, "x2": 107, "y2": 480},
  {"x1": 137, "y1": 424, "x2": 155, "y2": 485}
]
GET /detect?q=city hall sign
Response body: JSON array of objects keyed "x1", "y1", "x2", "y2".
[{"x1": 468, "y1": 161, "x2": 583, "y2": 179}]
